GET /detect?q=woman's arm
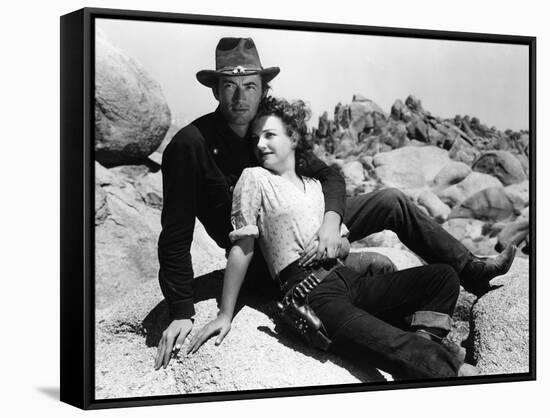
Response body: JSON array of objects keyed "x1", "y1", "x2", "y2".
[{"x1": 187, "y1": 236, "x2": 255, "y2": 354}]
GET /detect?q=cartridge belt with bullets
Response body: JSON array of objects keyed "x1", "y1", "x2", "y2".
[{"x1": 275, "y1": 259, "x2": 344, "y2": 351}]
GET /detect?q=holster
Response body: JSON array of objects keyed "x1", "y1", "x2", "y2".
[{"x1": 276, "y1": 260, "x2": 343, "y2": 351}]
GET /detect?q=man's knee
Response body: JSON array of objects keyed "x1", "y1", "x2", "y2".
[
  {"x1": 351, "y1": 187, "x2": 409, "y2": 214},
  {"x1": 376, "y1": 187, "x2": 409, "y2": 207},
  {"x1": 431, "y1": 264, "x2": 461, "y2": 296}
]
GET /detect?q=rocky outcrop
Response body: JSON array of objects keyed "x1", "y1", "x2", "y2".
[
  {"x1": 417, "y1": 189, "x2": 451, "y2": 223},
  {"x1": 449, "y1": 186, "x2": 521, "y2": 222},
  {"x1": 442, "y1": 218, "x2": 496, "y2": 256},
  {"x1": 94, "y1": 162, "x2": 226, "y2": 309},
  {"x1": 495, "y1": 217, "x2": 529, "y2": 252},
  {"x1": 504, "y1": 180, "x2": 529, "y2": 208},
  {"x1": 95, "y1": 29, "x2": 171, "y2": 167},
  {"x1": 472, "y1": 150, "x2": 527, "y2": 185},
  {"x1": 373, "y1": 146, "x2": 450, "y2": 189},
  {"x1": 431, "y1": 161, "x2": 472, "y2": 190},
  {"x1": 95, "y1": 163, "x2": 162, "y2": 308},
  {"x1": 437, "y1": 172, "x2": 503, "y2": 208},
  {"x1": 341, "y1": 160, "x2": 367, "y2": 194},
  {"x1": 471, "y1": 258, "x2": 529, "y2": 374}
]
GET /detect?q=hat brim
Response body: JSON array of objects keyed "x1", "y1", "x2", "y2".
[{"x1": 196, "y1": 67, "x2": 280, "y2": 88}]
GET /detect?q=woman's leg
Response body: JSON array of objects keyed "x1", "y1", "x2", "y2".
[
  {"x1": 308, "y1": 267, "x2": 462, "y2": 379},
  {"x1": 350, "y1": 264, "x2": 460, "y2": 342}
]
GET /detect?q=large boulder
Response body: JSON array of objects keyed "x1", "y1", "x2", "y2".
[
  {"x1": 448, "y1": 135, "x2": 480, "y2": 165},
  {"x1": 417, "y1": 189, "x2": 451, "y2": 223},
  {"x1": 504, "y1": 180, "x2": 529, "y2": 208},
  {"x1": 496, "y1": 218, "x2": 529, "y2": 252},
  {"x1": 431, "y1": 161, "x2": 472, "y2": 190},
  {"x1": 352, "y1": 230, "x2": 405, "y2": 250},
  {"x1": 349, "y1": 97, "x2": 385, "y2": 135},
  {"x1": 390, "y1": 99, "x2": 404, "y2": 120},
  {"x1": 442, "y1": 218, "x2": 486, "y2": 242},
  {"x1": 341, "y1": 160, "x2": 366, "y2": 194},
  {"x1": 471, "y1": 258, "x2": 529, "y2": 374},
  {"x1": 437, "y1": 172, "x2": 503, "y2": 207},
  {"x1": 373, "y1": 146, "x2": 451, "y2": 189},
  {"x1": 443, "y1": 218, "x2": 497, "y2": 256},
  {"x1": 404, "y1": 95, "x2": 424, "y2": 112},
  {"x1": 333, "y1": 131, "x2": 357, "y2": 158},
  {"x1": 449, "y1": 186, "x2": 520, "y2": 222},
  {"x1": 95, "y1": 29, "x2": 171, "y2": 166},
  {"x1": 406, "y1": 116, "x2": 428, "y2": 142},
  {"x1": 350, "y1": 247, "x2": 422, "y2": 270},
  {"x1": 472, "y1": 150, "x2": 527, "y2": 186}
]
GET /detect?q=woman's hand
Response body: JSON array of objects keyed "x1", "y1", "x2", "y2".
[
  {"x1": 339, "y1": 237, "x2": 351, "y2": 260},
  {"x1": 299, "y1": 211, "x2": 342, "y2": 266},
  {"x1": 187, "y1": 314, "x2": 232, "y2": 354}
]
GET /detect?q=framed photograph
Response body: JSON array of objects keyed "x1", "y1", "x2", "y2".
[{"x1": 60, "y1": 7, "x2": 535, "y2": 409}]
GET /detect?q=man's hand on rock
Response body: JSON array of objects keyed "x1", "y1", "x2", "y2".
[{"x1": 154, "y1": 318, "x2": 193, "y2": 370}]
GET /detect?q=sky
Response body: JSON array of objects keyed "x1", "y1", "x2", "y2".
[{"x1": 97, "y1": 18, "x2": 529, "y2": 131}]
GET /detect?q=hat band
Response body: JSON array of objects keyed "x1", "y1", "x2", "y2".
[{"x1": 217, "y1": 65, "x2": 263, "y2": 74}]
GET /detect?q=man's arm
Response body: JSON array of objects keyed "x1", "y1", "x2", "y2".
[
  {"x1": 156, "y1": 127, "x2": 230, "y2": 369},
  {"x1": 158, "y1": 132, "x2": 203, "y2": 320},
  {"x1": 298, "y1": 152, "x2": 347, "y2": 264},
  {"x1": 299, "y1": 152, "x2": 346, "y2": 219}
]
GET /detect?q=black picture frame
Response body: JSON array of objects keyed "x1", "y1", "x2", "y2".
[{"x1": 60, "y1": 7, "x2": 536, "y2": 410}]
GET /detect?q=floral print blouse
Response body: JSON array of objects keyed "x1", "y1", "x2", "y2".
[{"x1": 229, "y1": 167, "x2": 348, "y2": 279}]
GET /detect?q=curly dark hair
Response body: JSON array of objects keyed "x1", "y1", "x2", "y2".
[{"x1": 254, "y1": 96, "x2": 314, "y2": 172}]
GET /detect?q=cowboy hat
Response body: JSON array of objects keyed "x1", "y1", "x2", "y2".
[{"x1": 196, "y1": 37, "x2": 280, "y2": 88}]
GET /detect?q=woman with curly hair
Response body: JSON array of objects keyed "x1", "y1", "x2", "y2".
[{"x1": 188, "y1": 96, "x2": 478, "y2": 379}]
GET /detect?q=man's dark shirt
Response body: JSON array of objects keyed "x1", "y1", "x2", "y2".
[{"x1": 158, "y1": 108, "x2": 346, "y2": 319}]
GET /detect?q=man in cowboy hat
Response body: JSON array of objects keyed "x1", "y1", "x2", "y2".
[{"x1": 155, "y1": 37, "x2": 516, "y2": 369}]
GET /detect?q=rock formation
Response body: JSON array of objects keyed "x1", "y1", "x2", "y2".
[{"x1": 95, "y1": 29, "x2": 171, "y2": 167}]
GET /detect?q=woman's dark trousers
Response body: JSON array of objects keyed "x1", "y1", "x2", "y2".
[{"x1": 307, "y1": 264, "x2": 463, "y2": 379}]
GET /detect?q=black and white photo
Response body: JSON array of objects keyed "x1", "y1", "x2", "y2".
[{"x1": 60, "y1": 7, "x2": 535, "y2": 409}]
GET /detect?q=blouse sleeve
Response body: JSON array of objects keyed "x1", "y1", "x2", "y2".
[{"x1": 229, "y1": 168, "x2": 262, "y2": 243}]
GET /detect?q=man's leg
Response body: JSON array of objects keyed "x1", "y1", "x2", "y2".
[
  {"x1": 344, "y1": 188, "x2": 471, "y2": 273},
  {"x1": 344, "y1": 188, "x2": 517, "y2": 293}
]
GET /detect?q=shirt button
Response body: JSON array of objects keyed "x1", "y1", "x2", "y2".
[
  {"x1": 213, "y1": 148, "x2": 219, "y2": 155},
  {"x1": 229, "y1": 185, "x2": 235, "y2": 193}
]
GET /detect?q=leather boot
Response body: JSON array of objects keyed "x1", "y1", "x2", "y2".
[{"x1": 460, "y1": 245, "x2": 517, "y2": 297}]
